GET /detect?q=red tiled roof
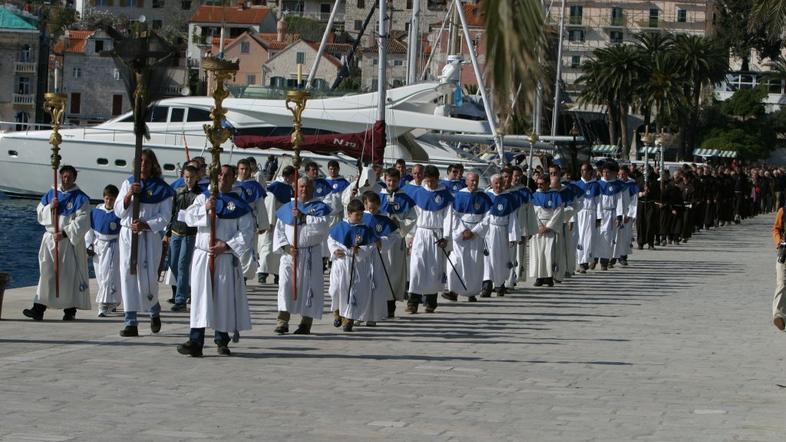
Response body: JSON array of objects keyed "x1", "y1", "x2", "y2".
[
  {"x1": 362, "y1": 37, "x2": 408, "y2": 54},
  {"x1": 266, "y1": 40, "x2": 289, "y2": 50},
  {"x1": 190, "y1": 5, "x2": 271, "y2": 25},
  {"x1": 305, "y1": 41, "x2": 342, "y2": 67},
  {"x1": 53, "y1": 30, "x2": 95, "y2": 55}
]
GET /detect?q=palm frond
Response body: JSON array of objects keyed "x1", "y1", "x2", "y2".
[{"x1": 750, "y1": 0, "x2": 786, "y2": 39}]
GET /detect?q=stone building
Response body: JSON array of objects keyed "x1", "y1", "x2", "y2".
[
  {"x1": 262, "y1": 38, "x2": 348, "y2": 88},
  {"x1": 0, "y1": 5, "x2": 40, "y2": 131},
  {"x1": 187, "y1": 4, "x2": 278, "y2": 64},
  {"x1": 344, "y1": 0, "x2": 449, "y2": 36},
  {"x1": 360, "y1": 34, "x2": 408, "y2": 91},
  {"x1": 74, "y1": 0, "x2": 199, "y2": 35}
]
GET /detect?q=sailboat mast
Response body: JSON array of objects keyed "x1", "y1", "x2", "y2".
[
  {"x1": 377, "y1": 0, "x2": 387, "y2": 122},
  {"x1": 550, "y1": 0, "x2": 566, "y2": 136},
  {"x1": 406, "y1": 0, "x2": 420, "y2": 84}
]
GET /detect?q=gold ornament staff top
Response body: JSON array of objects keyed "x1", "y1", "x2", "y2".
[
  {"x1": 285, "y1": 88, "x2": 309, "y2": 302},
  {"x1": 202, "y1": 56, "x2": 239, "y2": 286},
  {"x1": 45, "y1": 92, "x2": 66, "y2": 299}
]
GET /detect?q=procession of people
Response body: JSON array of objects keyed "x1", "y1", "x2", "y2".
[{"x1": 24, "y1": 151, "x2": 780, "y2": 356}]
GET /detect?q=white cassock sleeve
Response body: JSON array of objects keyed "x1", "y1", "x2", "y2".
[
  {"x1": 226, "y1": 212, "x2": 255, "y2": 259},
  {"x1": 508, "y1": 210, "x2": 521, "y2": 243},
  {"x1": 184, "y1": 195, "x2": 209, "y2": 228},
  {"x1": 63, "y1": 203, "x2": 91, "y2": 247},
  {"x1": 546, "y1": 207, "x2": 564, "y2": 231}
]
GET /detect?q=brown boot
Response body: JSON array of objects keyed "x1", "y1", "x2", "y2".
[
  {"x1": 342, "y1": 318, "x2": 354, "y2": 332},
  {"x1": 775, "y1": 317, "x2": 785, "y2": 331}
]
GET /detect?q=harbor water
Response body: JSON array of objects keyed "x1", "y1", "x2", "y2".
[{"x1": 0, "y1": 195, "x2": 43, "y2": 289}]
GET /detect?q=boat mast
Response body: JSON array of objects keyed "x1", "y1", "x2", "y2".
[
  {"x1": 406, "y1": 0, "x2": 420, "y2": 84},
  {"x1": 377, "y1": 0, "x2": 387, "y2": 123},
  {"x1": 306, "y1": 0, "x2": 343, "y2": 90},
  {"x1": 550, "y1": 0, "x2": 566, "y2": 136},
  {"x1": 454, "y1": 0, "x2": 503, "y2": 166}
]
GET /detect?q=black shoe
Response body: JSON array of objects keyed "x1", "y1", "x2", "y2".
[
  {"x1": 166, "y1": 297, "x2": 176, "y2": 304},
  {"x1": 216, "y1": 345, "x2": 231, "y2": 356},
  {"x1": 496, "y1": 287, "x2": 506, "y2": 297},
  {"x1": 342, "y1": 321, "x2": 354, "y2": 332},
  {"x1": 534, "y1": 278, "x2": 544, "y2": 287},
  {"x1": 62, "y1": 313, "x2": 76, "y2": 321},
  {"x1": 293, "y1": 325, "x2": 311, "y2": 335},
  {"x1": 546, "y1": 278, "x2": 554, "y2": 287},
  {"x1": 441, "y1": 292, "x2": 458, "y2": 302},
  {"x1": 273, "y1": 275, "x2": 279, "y2": 285},
  {"x1": 177, "y1": 340, "x2": 203, "y2": 357},
  {"x1": 405, "y1": 303, "x2": 419, "y2": 314},
  {"x1": 387, "y1": 300, "x2": 396, "y2": 318},
  {"x1": 274, "y1": 324, "x2": 289, "y2": 335},
  {"x1": 637, "y1": 244, "x2": 644, "y2": 250},
  {"x1": 151, "y1": 316, "x2": 161, "y2": 334},
  {"x1": 468, "y1": 296, "x2": 477, "y2": 302},
  {"x1": 23, "y1": 305, "x2": 44, "y2": 321},
  {"x1": 257, "y1": 273, "x2": 267, "y2": 284},
  {"x1": 119, "y1": 325, "x2": 139, "y2": 337},
  {"x1": 171, "y1": 303, "x2": 187, "y2": 312},
  {"x1": 620, "y1": 258, "x2": 629, "y2": 266}
]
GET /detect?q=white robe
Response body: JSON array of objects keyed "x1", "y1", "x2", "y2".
[
  {"x1": 595, "y1": 179, "x2": 625, "y2": 260},
  {"x1": 514, "y1": 199, "x2": 538, "y2": 284},
  {"x1": 408, "y1": 196, "x2": 451, "y2": 295},
  {"x1": 115, "y1": 179, "x2": 173, "y2": 313},
  {"x1": 258, "y1": 179, "x2": 288, "y2": 275},
  {"x1": 380, "y1": 189, "x2": 416, "y2": 300},
  {"x1": 184, "y1": 194, "x2": 254, "y2": 332},
  {"x1": 555, "y1": 193, "x2": 577, "y2": 281},
  {"x1": 236, "y1": 180, "x2": 269, "y2": 279},
  {"x1": 274, "y1": 200, "x2": 330, "y2": 319},
  {"x1": 328, "y1": 235, "x2": 376, "y2": 321},
  {"x1": 614, "y1": 181, "x2": 637, "y2": 258},
  {"x1": 35, "y1": 187, "x2": 91, "y2": 310},
  {"x1": 529, "y1": 203, "x2": 564, "y2": 279},
  {"x1": 575, "y1": 181, "x2": 601, "y2": 265},
  {"x1": 85, "y1": 205, "x2": 121, "y2": 306},
  {"x1": 483, "y1": 191, "x2": 521, "y2": 288},
  {"x1": 448, "y1": 207, "x2": 489, "y2": 296}
]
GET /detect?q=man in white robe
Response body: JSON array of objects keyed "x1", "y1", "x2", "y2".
[
  {"x1": 530, "y1": 176, "x2": 564, "y2": 286},
  {"x1": 443, "y1": 172, "x2": 490, "y2": 302},
  {"x1": 573, "y1": 163, "x2": 602, "y2": 273},
  {"x1": 482, "y1": 174, "x2": 521, "y2": 297},
  {"x1": 115, "y1": 149, "x2": 175, "y2": 337},
  {"x1": 594, "y1": 162, "x2": 625, "y2": 271},
  {"x1": 258, "y1": 165, "x2": 296, "y2": 283},
  {"x1": 379, "y1": 167, "x2": 416, "y2": 316},
  {"x1": 273, "y1": 177, "x2": 331, "y2": 334},
  {"x1": 23, "y1": 165, "x2": 91, "y2": 321},
  {"x1": 614, "y1": 167, "x2": 638, "y2": 266},
  {"x1": 236, "y1": 158, "x2": 270, "y2": 280},
  {"x1": 407, "y1": 165, "x2": 453, "y2": 313},
  {"x1": 177, "y1": 165, "x2": 255, "y2": 357},
  {"x1": 510, "y1": 167, "x2": 538, "y2": 286}
]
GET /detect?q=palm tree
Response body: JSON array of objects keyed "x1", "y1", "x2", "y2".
[
  {"x1": 482, "y1": 0, "x2": 546, "y2": 121},
  {"x1": 750, "y1": 0, "x2": 786, "y2": 40},
  {"x1": 672, "y1": 35, "x2": 729, "y2": 158},
  {"x1": 576, "y1": 44, "x2": 643, "y2": 158},
  {"x1": 636, "y1": 51, "x2": 687, "y2": 137}
]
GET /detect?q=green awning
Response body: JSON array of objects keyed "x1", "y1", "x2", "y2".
[
  {"x1": 639, "y1": 146, "x2": 660, "y2": 154},
  {"x1": 591, "y1": 144, "x2": 619, "y2": 155},
  {"x1": 693, "y1": 148, "x2": 719, "y2": 157}
]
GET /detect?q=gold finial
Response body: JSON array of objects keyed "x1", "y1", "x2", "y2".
[
  {"x1": 44, "y1": 92, "x2": 67, "y2": 170},
  {"x1": 202, "y1": 56, "x2": 239, "y2": 197},
  {"x1": 285, "y1": 89, "x2": 310, "y2": 170}
]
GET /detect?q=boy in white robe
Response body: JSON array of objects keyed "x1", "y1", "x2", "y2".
[
  {"x1": 443, "y1": 172, "x2": 491, "y2": 302},
  {"x1": 593, "y1": 162, "x2": 625, "y2": 271},
  {"x1": 614, "y1": 167, "x2": 638, "y2": 266},
  {"x1": 273, "y1": 177, "x2": 332, "y2": 335},
  {"x1": 85, "y1": 184, "x2": 122, "y2": 317},
  {"x1": 379, "y1": 167, "x2": 416, "y2": 316},
  {"x1": 328, "y1": 199, "x2": 378, "y2": 332},
  {"x1": 573, "y1": 163, "x2": 602, "y2": 273},
  {"x1": 236, "y1": 158, "x2": 270, "y2": 280},
  {"x1": 177, "y1": 165, "x2": 255, "y2": 357},
  {"x1": 23, "y1": 165, "x2": 92, "y2": 321},
  {"x1": 362, "y1": 191, "x2": 399, "y2": 324},
  {"x1": 407, "y1": 165, "x2": 453, "y2": 313},
  {"x1": 115, "y1": 149, "x2": 175, "y2": 337}
]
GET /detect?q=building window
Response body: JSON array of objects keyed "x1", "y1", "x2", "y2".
[
  {"x1": 113, "y1": 68, "x2": 121, "y2": 80},
  {"x1": 354, "y1": 20, "x2": 362, "y2": 31},
  {"x1": 567, "y1": 30, "x2": 585, "y2": 42},
  {"x1": 153, "y1": 0, "x2": 164, "y2": 7},
  {"x1": 649, "y1": 8, "x2": 659, "y2": 27},
  {"x1": 241, "y1": 41, "x2": 250, "y2": 53},
  {"x1": 18, "y1": 44, "x2": 31, "y2": 62},
  {"x1": 296, "y1": 51, "x2": 305, "y2": 64},
  {"x1": 94, "y1": 40, "x2": 104, "y2": 53},
  {"x1": 16, "y1": 77, "x2": 31, "y2": 95},
  {"x1": 371, "y1": 79, "x2": 378, "y2": 90},
  {"x1": 394, "y1": 59, "x2": 403, "y2": 66},
  {"x1": 112, "y1": 94, "x2": 123, "y2": 116},
  {"x1": 95, "y1": 0, "x2": 109, "y2": 5},
  {"x1": 611, "y1": 7, "x2": 624, "y2": 26},
  {"x1": 406, "y1": 0, "x2": 412, "y2": 8},
  {"x1": 570, "y1": 55, "x2": 581, "y2": 68},
  {"x1": 677, "y1": 8, "x2": 687, "y2": 23},
  {"x1": 247, "y1": 74, "x2": 256, "y2": 84},
  {"x1": 357, "y1": 0, "x2": 364, "y2": 7},
  {"x1": 72, "y1": 67, "x2": 81, "y2": 79},
  {"x1": 15, "y1": 111, "x2": 29, "y2": 131},
  {"x1": 181, "y1": 0, "x2": 191, "y2": 9},
  {"x1": 569, "y1": 5, "x2": 582, "y2": 25},
  {"x1": 372, "y1": 58, "x2": 378, "y2": 65},
  {"x1": 70, "y1": 93, "x2": 81, "y2": 114},
  {"x1": 610, "y1": 31, "x2": 623, "y2": 44},
  {"x1": 152, "y1": 20, "x2": 162, "y2": 30}
]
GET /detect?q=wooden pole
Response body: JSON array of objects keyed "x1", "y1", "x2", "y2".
[{"x1": 44, "y1": 92, "x2": 66, "y2": 298}]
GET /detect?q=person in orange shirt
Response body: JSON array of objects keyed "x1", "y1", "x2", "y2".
[{"x1": 772, "y1": 204, "x2": 786, "y2": 331}]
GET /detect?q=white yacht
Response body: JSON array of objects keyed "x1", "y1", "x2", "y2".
[{"x1": 0, "y1": 82, "x2": 494, "y2": 199}]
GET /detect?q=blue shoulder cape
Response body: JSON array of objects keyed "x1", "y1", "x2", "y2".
[
  {"x1": 379, "y1": 190, "x2": 416, "y2": 216},
  {"x1": 486, "y1": 191, "x2": 520, "y2": 216},
  {"x1": 325, "y1": 177, "x2": 350, "y2": 194},
  {"x1": 276, "y1": 199, "x2": 332, "y2": 225},
  {"x1": 531, "y1": 189, "x2": 564, "y2": 208},
  {"x1": 267, "y1": 181, "x2": 294, "y2": 204},
  {"x1": 127, "y1": 176, "x2": 176, "y2": 204},
  {"x1": 313, "y1": 178, "x2": 332, "y2": 198},
  {"x1": 236, "y1": 179, "x2": 267, "y2": 203},
  {"x1": 41, "y1": 187, "x2": 91, "y2": 217},
  {"x1": 441, "y1": 178, "x2": 467, "y2": 194},
  {"x1": 329, "y1": 221, "x2": 377, "y2": 247},
  {"x1": 412, "y1": 187, "x2": 454, "y2": 211},
  {"x1": 362, "y1": 212, "x2": 398, "y2": 237},
  {"x1": 573, "y1": 179, "x2": 601, "y2": 199},
  {"x1": 90, "y1": 207, "x2": 121, "y2": 235},
  {"x1": 452, "y1": 191, "x2": 492, "y2": 215},
  {"x1": 625, "y1": 179, "x2": 640, "y2": 195},
  {"x1": 598, "y1": 179, "x2": 624, "y2": 196},
  {"x1": 203, "y1": 191, "x2": 252, "y2": 219}
]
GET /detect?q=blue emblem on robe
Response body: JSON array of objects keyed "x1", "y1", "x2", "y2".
[
  {"x1": 486, "y1": 191, "x2": 520, "y2": 216},
  {"x1": 598, "y1": 179, "x2": 624, "y2": 196},
  {"x1": 452, "y1": 191, "x2": 492, "y2": 215},
  {"x1": 532, "y1": 189, "x2": 564, "y2": 208},
  {"x1": 203, "y1": 191, "x2": 252, "y2": 219},
  {"x1": 236, "y1": 179, "x2": 267, "y2": 203},
  {"x1": 90, "y1": 207, "x2": 121, "y2": 235},
  {"x1": 362, "y1": 212, "x2": 398, "y2": 237},
  {"x1": 412, "y1": 187, "x2": 453, "y2": 211},
  {"x1": 326, "y1": 177, "x2": 350, "y2": 194},
  {"x1": 380, "y1": 190, "x2": 415, "y2": 216},
  {"x1": 573, "y1": 179, "x2": 601, "y2": 199},
  {"x1": 329, "y1": 221, "x2": 377, "y2": 247}
]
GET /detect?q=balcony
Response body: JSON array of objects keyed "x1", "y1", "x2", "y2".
[
  {"x1": 567, "y1": 15, "x2": 585, "y2": 27},
  {"x1": 15, "y1": 62, "x2": 36, "y2": 73},
  {"x1": 602, "y1": 16, "x2": 626, "y2": 29},
  {"x1": 13, "y1": 94, "x2": 34, "y2": 106},
  {"x1": 636, "y1": 18, "x2": 661, "y2": 29}
]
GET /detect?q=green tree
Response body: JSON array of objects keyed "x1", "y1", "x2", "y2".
[{"x1": 715, "y1": 0, "x2": 782, "y2": 70}]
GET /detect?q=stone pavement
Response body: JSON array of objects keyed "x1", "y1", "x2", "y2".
[{"x1": 0, "y1": 216, "x2": 784, "y2": 441}]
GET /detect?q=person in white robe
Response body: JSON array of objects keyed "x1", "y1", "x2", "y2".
[
  {"x1": 328, "y1": 199, "x2": 378, "y2": 332},
  {"x1": 23, "y1": 165, "x2": 91, "y2": 321},
  {"x1": 115, "y1": 149, "x2": 175, "y2": 337},
  {"x1": 258, "y1": 165, "x2": 296, "y2": 283},
  {"x1": 573, "y1": 163, "x2": 602, "y2": 273},
  {"x1": 482, "y1": 174, "x2": 521, "y2": 297},
  {"x1": 236, "y1": 158, "x2": 270, "y2": 280},
  {"x1": 529, "y1": 176, "x2": 565, "y2": 286},
  {"x1": 509, "y1": 167, "x2": 538, "y2": 286},
  {"x1": 379, "y1": 167, "x2": 416, "y2": 316},
  {"x1": 176, "y1": 165, "x2": 255, "y2": 357},
  {"x1": 442, "y1": 172, "x2": 491, "y2": 302},
  {"x1": 613, "y1": 167, "x2": 638, "y2": 266},
  {"x1": 85, "y1": 184, "x2": 122, "y2": 317},
  {"x1": 593, "y1": 162, "x2": 625, "y2": 271},
  {"x1": 361, "y1": 192, "x2": 399, "y2": 324},
  {"x1": 273, "y1": 176, "x2": 331, "y2": 334},
  {"x1": 407, "y1": 165, "x2": 453, "y2": 313}
]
